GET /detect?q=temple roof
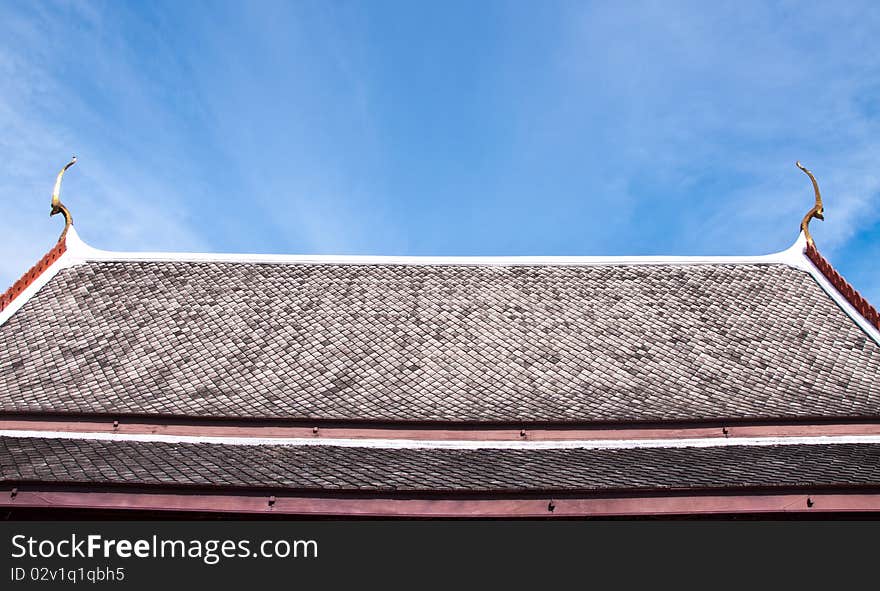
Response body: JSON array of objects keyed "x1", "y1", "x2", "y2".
[
  {"x1": 1, "y1": 224, "x2": 879, "y2": 517},
  {"x1": 0, "y1": 228, "x2": 878, "y2": 424}
]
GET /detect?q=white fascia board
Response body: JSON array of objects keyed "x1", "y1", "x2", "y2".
[{"x1": 1, "y1": 429, "x2": 879, "y2": 450}]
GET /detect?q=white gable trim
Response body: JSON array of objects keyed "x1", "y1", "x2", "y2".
[{"x1": 1, "y1": 429, "x2": 879, "y2": 450}]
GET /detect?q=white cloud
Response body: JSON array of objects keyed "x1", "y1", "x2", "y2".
[
  {"x1": 1, "y1": 0, "x2": 878, "y2": 309},
  {"x1": 542, "y1": 1, "x2": 880, "y2": 255},
  {"x1": 0, "y1": 3, "x2": 209, "y2": 289}
]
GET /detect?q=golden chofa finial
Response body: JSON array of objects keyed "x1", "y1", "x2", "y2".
[
  {"x1": 796, "y1": 161, "x2": 824, "y2": 246},
  {"x1": 50, "y1": 156, "x2": 77, "y2": 241}
]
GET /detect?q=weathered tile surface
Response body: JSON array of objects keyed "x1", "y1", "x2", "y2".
[
  {"x1": 2, "y1": 436, "x2": 879, "y2": 492},
  {"x1": 1, "y1": 260, "x2": 878, "y2": 422}
]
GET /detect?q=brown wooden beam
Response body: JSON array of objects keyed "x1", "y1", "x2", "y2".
[{"x1": 3, "y1": 487, "x2": 880, "y2": 517}]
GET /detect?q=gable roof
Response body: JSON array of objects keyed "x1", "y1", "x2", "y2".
[
  {"x1": 0, "y1": 228, "x2": 878, "y2": 424},
  {"x1": 2, "y1": 224, "x2": 879, "y2": 517}
]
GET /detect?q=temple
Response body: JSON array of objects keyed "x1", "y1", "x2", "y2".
[{"x1": 1, "y1": 163, "x2": 879, "y2": 518}]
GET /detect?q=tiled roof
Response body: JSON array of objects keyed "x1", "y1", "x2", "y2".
[
  {"x1": 1, "y1": 259, "x2": 879, "y2": 423},
  {"x1": 3, "y1": 436, "x2": 880, "y2": 492}
]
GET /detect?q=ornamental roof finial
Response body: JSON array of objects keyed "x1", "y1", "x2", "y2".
[
  {"x1": 796, "y1": 161, "x2": 824, "y2": 247},
  {"x1": 50, "y1": 156, "x2": 77, "y2": 242}
]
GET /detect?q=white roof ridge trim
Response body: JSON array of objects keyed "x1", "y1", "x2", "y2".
[
  {"x1": 2, "y1": 429, "x2": 880, "y2": 450},
  {"x1": 64, "y1": 226, "x2": 813, "y2": 268}
]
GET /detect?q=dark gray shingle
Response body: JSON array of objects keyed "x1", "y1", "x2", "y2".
[
  {"x1": 2, "y1": 436, "x2": 880, "y2": 492},
  {"x1": 0, "y1": 260, "x2": 878, "y2": 422}
]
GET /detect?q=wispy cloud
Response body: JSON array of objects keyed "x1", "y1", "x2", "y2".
[
  {"x1": 1, "y1": 1, "x2": 878, "y2": 304},
  {"x1": 0, "y1": 2, "x2": 210, "y2": 287},
  {"x1": 461, "y1": 1, "x2": 879, "y2": 300},
  {"x1": 532, "y1": 1, "x2": 880, "y2": 254}
]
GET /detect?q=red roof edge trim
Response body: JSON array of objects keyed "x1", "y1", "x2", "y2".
[
  {"x1": 0, "y1": 238, "x2": 67, "y2": 314},
  {"x1": 805, "y1": 242, "x2": 880, "y2": 331}
]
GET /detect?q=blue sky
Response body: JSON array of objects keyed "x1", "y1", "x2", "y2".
[{"x1": 1, "y1": 1, "x2": 879, "y2": 304}]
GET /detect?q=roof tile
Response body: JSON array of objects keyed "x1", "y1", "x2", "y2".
[{"x1": 0, "y1": 260, "x2": 878, "y2": 422}]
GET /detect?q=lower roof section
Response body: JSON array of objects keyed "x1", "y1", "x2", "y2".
[{"x1": 3, "y1": 435, "x2": 880, "y2": 495}]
